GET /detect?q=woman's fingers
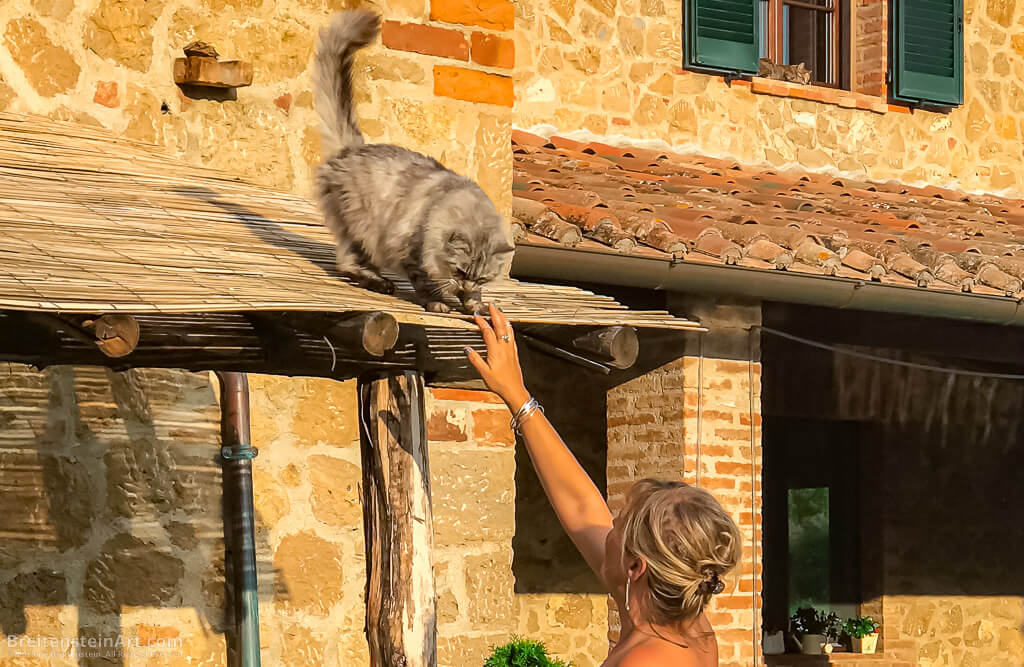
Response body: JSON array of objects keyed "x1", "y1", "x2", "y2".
[
  {"x1": 465, "y1": 347, "x2": 490, "y2": 378},
  {"x1": 474, "y1": 314, "x2": 497, "y2": 347}
]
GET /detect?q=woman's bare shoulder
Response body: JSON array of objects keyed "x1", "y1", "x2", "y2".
[{"x1": 615, "y1": 638, "x2": 710, "y2": 667}]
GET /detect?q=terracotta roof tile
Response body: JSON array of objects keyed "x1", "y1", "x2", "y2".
[{"x1": 512, "y1": 132, "x2": 1024, "y2": 300}]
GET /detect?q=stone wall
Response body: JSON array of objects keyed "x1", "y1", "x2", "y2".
[
  {"x1": 606, "y1": 296, "x2": 763, "y2": 667},
  {"x1": 514, "y1": 0, "x2": 1024, "y2": 194},
  {"x1": 0, "y1": 366, "x2": 520, "y2": 666},
  {"x1": 0, "y1": 0, "x2": 511, "y2": 212}
]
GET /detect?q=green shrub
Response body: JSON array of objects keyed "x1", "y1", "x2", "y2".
[
  {"x1": 790, "y1": 607, "x2": 841, "y2": 640},
  {"x1": 483, "y1": 637, "x2": 571, "y2": 667}
]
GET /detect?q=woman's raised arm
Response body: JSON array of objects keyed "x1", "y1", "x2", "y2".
[{"x1": 466, "y1": 304, "x2": 613, "y2": 580}]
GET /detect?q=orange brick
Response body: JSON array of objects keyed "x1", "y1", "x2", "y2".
[
  {"x1": 136, "y1": 624, "x2": 180, "y2": 647},
  {"x1": 714, "y1": 461, "x2": 750, "y2": 476},
  {"x1": 382, "y1": 21, "x2": 469, "y2": 60},
  {"x1": 434, "y1": 65, "x2": 513, "y2": 106},
  {"x1": 471, "y1": 32, "x2": 514, "y2": 68},
  {"x1": 472, "y1": 408, "x2": 514, "y2": 445},
  {"x1": 697, "y1": 476, "x2": 735, "y2": 491},
  {"x1": 93, "y1": 81, "x2": 118, "y2": 108},
  {"x1": 427, "y1": 408, "x2": 468, "y2": 442},
  {"x1": 274, "y1": 92, "x2": 292, "y2": 112},
  {"x1": 612, "y1": 116, "x2": 630, "y2": 125},
  {"x1": 430, "y1": 0, "x2": 514, "y2": 30},
  {"x1": 738, "y1": 413, "x2": 761, "y2": 426},
  {"x1": 430, "y1": 387, "x2": 504, "y2": 404}
]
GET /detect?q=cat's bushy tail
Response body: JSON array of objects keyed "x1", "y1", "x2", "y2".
[{"x1": 313, "y1": 10, "x2": 380, "y2": 157}]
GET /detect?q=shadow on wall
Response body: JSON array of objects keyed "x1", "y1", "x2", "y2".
[
  {"x1": 763, "y1": 332, "x2": 1024, "y2": 662},
  {"x1": 0, "y1": 364, "x2": 282, "y2": 666},
  {"x1": 513, "y1": 347, "x2": 607, "y2": 595}
]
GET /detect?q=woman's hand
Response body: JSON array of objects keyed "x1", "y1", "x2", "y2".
[{"x1": 465, "y1": 303, "x2": 530, "y2": 410}]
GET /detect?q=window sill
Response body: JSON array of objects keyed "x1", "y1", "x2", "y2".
[
  {"x1": 675, "y1": 67, "x2": 912, "y2": 115},
  {"x1": 740, "y1": 77, "x2": 896, "y2": 114},
  {"x1": 765, "y1": 652, "x2": 898, "y2": 665}
]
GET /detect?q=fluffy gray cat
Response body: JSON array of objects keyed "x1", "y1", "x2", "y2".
[{"x1": 313, "y1": 10, "x2": 514, "y2": 314}]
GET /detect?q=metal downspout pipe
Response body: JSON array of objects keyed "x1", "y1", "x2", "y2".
[{"x1": 216, "y1": 371, "x2": 262, "y2": 667}]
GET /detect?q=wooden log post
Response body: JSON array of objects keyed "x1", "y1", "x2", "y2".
[
  {"x1": 572, "y1": 325, "x2": 639, "y2": 369},
  {"x1": 359, "y1": 372, "x2": 437, "y2": 667},
  {"x1": 330, "y1": 312, "x2": 400, "y2": 358}
]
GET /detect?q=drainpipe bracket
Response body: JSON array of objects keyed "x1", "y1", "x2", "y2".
[{"x1": 221, "y1": 445, "x2": 259, "y2": 461}]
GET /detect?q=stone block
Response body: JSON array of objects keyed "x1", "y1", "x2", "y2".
[
  {"x1": 85, "y1": 0, "x2": 163, "y2": 71},
  {"x1": 382, "y1": 21, "x2": 469, "y2": 61},
  {"x1": 308, "y1": 454, "x2": 362, "y2": 528},
  {"x1": 83, "y1": 534, "x2": 184, "y2": 615},
  {"x1": 4, "y1": 18, "x2": 81, "y2": 97},
  {"x1": 273, "y1": 531, "x2": 345, "y2": 615},
  {"x1": 430, "y1": 448, "x2": 515, "y2": 544},
  {"x1": 464, "y1": 551, "x2": 514, "y2": 625},
  {"x1": 434, "y1": 66, "x2": 514, "y2": 107},
  {"x1": 174, "y1": 57, "x2": 254, "y2": 88}
]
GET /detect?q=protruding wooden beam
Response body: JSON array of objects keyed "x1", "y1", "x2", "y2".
[
  {"x1": 328, "y1": 312, "x2": 399, "y2": 358},
  {"x1": 572, "y1": 326, "x2": 639, "y2": 369},
  {"x1": 359, "y1": 373, "x2": 437, "y2": 667},
  {"x1": 82, "y1": 314, "x2": 140, "y2": 358}
]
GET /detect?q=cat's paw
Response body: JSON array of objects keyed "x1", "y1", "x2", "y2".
[
  {"x1": 359, "y1": 276, "x2": 395, "y2": 294},
  {"x1": 425, "y1": 301, "x2": 452, "y2": 313}
]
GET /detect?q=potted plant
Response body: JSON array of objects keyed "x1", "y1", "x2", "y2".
[
  {"x1": 790, "y1": 607, "x2": 840, "y2": 655},
  {"x1": 484, "y1": 637, "x2": 570, "y2": 667},
  {"x1": 842, "y1": 616, "x2": 880, "y2": 654}
]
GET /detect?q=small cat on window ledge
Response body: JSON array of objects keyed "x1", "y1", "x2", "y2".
[
  {"x1": 312, "y1": 10, "x2": 514, "y2": 315},
  {"x1": 759, "y1": 58, "x2": 812, "y2": 85}
]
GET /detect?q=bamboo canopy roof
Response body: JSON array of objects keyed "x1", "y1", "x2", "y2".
[{"x1": 0, "y1": 113, "x2": 700, "y2": 381}]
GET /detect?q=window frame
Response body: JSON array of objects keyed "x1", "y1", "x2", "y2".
[{"x1": 759, "y1": 0, "x2": 851, "y2": 89}]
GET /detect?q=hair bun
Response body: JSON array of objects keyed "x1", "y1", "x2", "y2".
[{"x1": 701, "y1": 568, "x2": 725, "y2": 595}]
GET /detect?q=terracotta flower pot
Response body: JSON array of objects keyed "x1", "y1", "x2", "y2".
[{"x1": 852, "y1": 633, "x2": 878, "y2": 654}]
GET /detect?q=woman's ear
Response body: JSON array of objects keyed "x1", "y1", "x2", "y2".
[{"x1": 626, "y1": 557, "x2": 647, "y2": 580}]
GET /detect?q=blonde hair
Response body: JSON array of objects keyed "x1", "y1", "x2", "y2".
[{"x1": 619, "y1": 479, "x2": 742, "y2": 625}]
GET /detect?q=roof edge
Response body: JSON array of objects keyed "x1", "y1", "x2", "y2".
[{"x1": 511, "y1": 244, "x2": 1024, "y2": 327}]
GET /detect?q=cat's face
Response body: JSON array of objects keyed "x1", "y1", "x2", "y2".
[{"x1": 445, "y1": 226, "x2": 514, "y2": 312}]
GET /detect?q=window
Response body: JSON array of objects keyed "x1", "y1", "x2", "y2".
[
  {"x1": 758, "y1": 0, "x2": 849, "y2": 87},
  {"x1": 683, "y1": 0, "x2": 964, "y2": 106},
  {"x1": 762, "y1": 418, "x2": 861, "y2": 631}
]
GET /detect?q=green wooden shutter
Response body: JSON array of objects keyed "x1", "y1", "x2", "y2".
[
  {"x1": 685, "y1": 0, "x2": 760, "y2": 75},
  {"x1": 892, "y1": 0, "x2": 963, "y2": 106}
]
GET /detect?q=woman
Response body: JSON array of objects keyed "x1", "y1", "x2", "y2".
[{"x1": 466, "y1": 304, "x2": 741, "y2": 667}]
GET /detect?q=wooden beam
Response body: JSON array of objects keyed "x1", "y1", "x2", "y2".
[
  {"x1": 359, "y1": 372, "x2": 437, "y2": 667},
  {"x1": 571, "y1": 326, "x2": 639, "y2": 369},
  {"x1": 82, "y1": 314, "x2": 140, "y2": 358},
  {"x1": 328, "y1": 312, "x2": 399, "y2": 358}
]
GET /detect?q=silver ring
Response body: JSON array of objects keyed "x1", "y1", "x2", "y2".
[{"x1": 500, "y1": 334, "x2": 511, "y2": 343}]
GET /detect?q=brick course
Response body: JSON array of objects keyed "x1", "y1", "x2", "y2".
[
  {"x1": 434, "y1": 65, "x2": 514, "y2": 106},
  {"x1": 382, "y1": 20, "x2": 470, "y2": 61},
  {"x1": 606, "y1": 296, "x2": 762, "y2": 667}
]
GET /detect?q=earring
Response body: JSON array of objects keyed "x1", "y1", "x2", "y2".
[{"x1": 624, "y1": 577, "x2": 631, "y2": 612}]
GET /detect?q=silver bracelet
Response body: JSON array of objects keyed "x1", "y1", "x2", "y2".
[{"x1": 510, "y1": 397, "x2": 544, "y2": 435}]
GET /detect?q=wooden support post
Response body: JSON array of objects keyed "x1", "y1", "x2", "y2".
[
  {"x1": 359, "y1": 372, "x2": 437, "y2": 667},
  {"x1": 572, "y1": 326, "x2": 639, "y2": 369}
]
